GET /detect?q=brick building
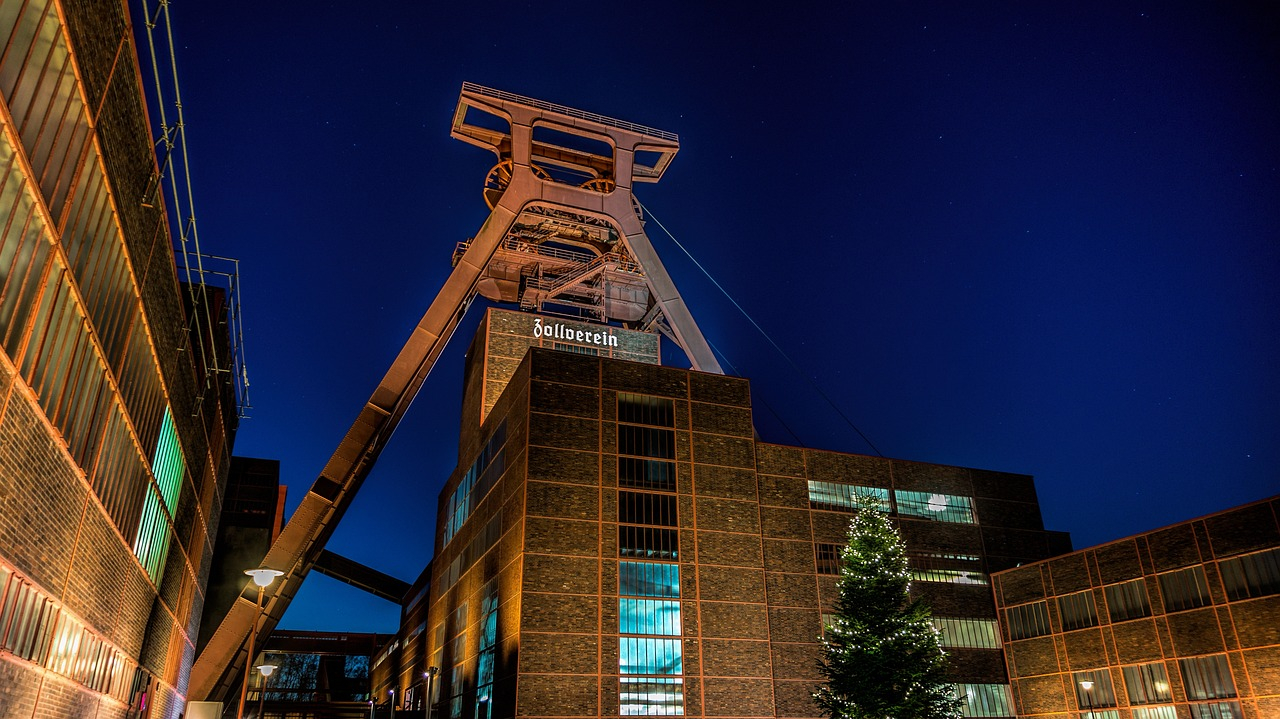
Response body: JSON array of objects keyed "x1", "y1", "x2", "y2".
[
  {"x1": 0, "y1": 2, "x2": 238, "y2": 717},
  {"x1": 370, "y1": 309, "x2": 1070, "y2": 718},
  {"x1": 991, "y1": 497, "x2": 1280, "y2": 719}
]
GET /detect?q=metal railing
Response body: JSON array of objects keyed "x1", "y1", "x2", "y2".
[{"x1": 462, "y1": 82, "x2": 678, "y2": 142}]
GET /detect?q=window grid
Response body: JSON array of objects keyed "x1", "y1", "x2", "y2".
[
  {"x1": 619, "y1": 456, "x2": 676, "y2": 491},
  {"x1": 816, "y1": 543, "x2": 841, "y2": 575},
  {"x1": 1219, "y1": 548, "x2": 1280, "y2": 601},
  {"x1": 618, "y1": 425, "x2": 675, "y2": 459},
  {"x1": 954, "y1": 683, "x2": 1013, "y2": 718},
  {"x1": 894, "y1": 490, "x2": 976, "y2": 524},
  {"x1": 807, "y1": 480, "x2": 890, "y2": 513},
  {"x1": 1178, "y1": 654, "x2": 1236, "y2": 701},
  {"x1": 1073, "y1": 669, "x2": 1118, "y2": 708},
  {"x1": 619, "y1": 491, "x2": 678, "y2": 527},
  {"x1": 443, "y1": 422, "x2": 507, "y2": 545},
  {"x1": 1105, "y1": 579, "x2": 1152, "y2": 622},
  {"x1": 933, "y1": 618, "x2": 1000, "y2": 649},
  {"x1": 1057, "y1": 590, "x2": 1099, "y2": 631},
  {"x1": 1123, "y1": 662, "x2": 1172, "y2": 706},
  {"x1": 1005, "y1": 601, "x2": 1050, "y2": 641},
  {"x1": 617, "y1": 393, "x2": 675, "y2": 427},
  {"x1": 1158, "y1": 565, "x2": 1212, "y2": 612},
  {"x1": 909, "y1": 553, "x2": 987, "y2": 585},
  {"x1": 0, "y1": 562, "x2": 137, "y2": 701}
]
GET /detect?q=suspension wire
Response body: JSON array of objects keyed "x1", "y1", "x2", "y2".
[
  {"x1": 140, "y1": 0, "x2": 251, "y2": 415},
  {"x1": 706, "y1": 337, "x2": 805, "y2": 448},
  {"x1": 639, "y1": 202, "x2": 884, "y2": 458}
]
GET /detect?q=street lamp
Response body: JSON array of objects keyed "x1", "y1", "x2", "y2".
[
  {"x1": 425, "y1": 666, "x2": 440, "y2": 719},
  {"x1": 255, "y1": 664, "x2": 278, "y2": 719},
  {"x1": 237, "y1": 568, "x2": 283, "y2": 719},
  {"x1": 1078, "y1": 679, "x2": 1095, "y2": 719},
  {"x1": 389, "y1": 688, "x2": 396, "y2": 719}
]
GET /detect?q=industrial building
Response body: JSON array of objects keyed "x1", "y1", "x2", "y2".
[
  {"x1": 0, "y1": 1, "x2": 242, "y2": 717},
  {"x1": 369, "y1": 309, "x2": 1072, "y2": 718},
  {"x1": 992, "y1": 497, "x2": 1280, "y2": 719}
]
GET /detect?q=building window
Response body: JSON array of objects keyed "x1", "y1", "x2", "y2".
[
  {"x1": 1004, "y1": 601, "x2": 1050, "y2": 641},
  {"x1": 1186, "y1": 703, "x2": 1243, "y2": 719},
  {"x1": 620, "y1": 600, "x2": 682, "y2": 636},
  {"x1": 618, "y1": 425, "x2": 675, "y2": 459},
  {"x1": 618, "y1": 393, "x2": 675, "y2": 427},
  {"x1": 474, "y1": 578, "x2": 498, "y2": 719},
  {"x1": 933, "y1": 618, "x2": 1000, "y2": 649},
  {"x1": 619, "y1": 457, "x2": 676, "y2": 492},
  {"x1": 1058, "y1": 590, "x2": 1099, "y2": 631},
  {"x1": 954, "y1": 683, "x2": 1014, "y2": 718},
  {"x1": 893, "y1": 490, "x2": 976, "y2": 524},
  {"x1": 816, "y1": 544, "x2": 842, "y2": 575},
  {"x1": 619, "y1": 491, "x2": 678, "y2": 526},
  {"x1": 443, "y1": 421, "x2": 508, "y2": 545},
  {"x1": 620, "y1": 562, "x2": 680, "y2": 598},
  {"x1": 1131, "y1": 707, "x2": 1178, "y2": 719},
  {"x1": 1158, "y1": 565, "x2": 1212, "y2": 612},
  {"x1": 1073, "y1": 669, "x2": 1118, "y2": 709},
  {"x1": 1105, "y1": 579, "x2": 1152, "y2": 622},
  {"x1": 1178, "y1": 654, "x2": 1236, "y2": 700},
  {"x1": 619, "y1": 559, "x2": 683, "y2": 715},
  {"x1": 619, "y1": 526, "x2": 679, "y2": 560},
  {"x1": 1219, "y1": 548, "x2": 1280, "y2": 601},
  {"x1": 908, "y1": 553, "x2": 987, "y2": 585},
  {"x1": 807, "y1": 481, "x2": 890, "y2": 513},
  {"x1": 554, "y1": 341, "x2": 599, "y2": 356},
  {"x1": 1123, "y1": 662, "x2": 1172, "y2": 705},
  {"x1": 620, "y1": 677, "x2": 684, "y2": 716}
]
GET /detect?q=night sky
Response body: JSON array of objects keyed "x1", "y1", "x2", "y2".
[{"x1": 162, "y1": 2, "x2": 1278, "y2": 633}]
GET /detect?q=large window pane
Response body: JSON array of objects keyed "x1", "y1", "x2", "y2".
[
  {"x1": 619, "y1": 599, "x2": 681, "y2": 636},
  {"x1": 1159, "y1": 566, "x2": 1211, "y2": 612},
  {"x1": 620, "y1": 638, "x2": 682, "y2": 675},
  {"x1": 620, "y1": 562, "x2": 680, "y2": 598},
  {"x1": 1105, "y1": 579, "x2": 1152, "y2": 622},
  {"x1": 894, "y1": 490, "x2": 975, "y2": 524},
  {"x1": 1124, "y1": 662, "x2": 1172, "y2": 705}
]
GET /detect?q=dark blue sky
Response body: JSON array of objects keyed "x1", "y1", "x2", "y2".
[{"x1": 164, "y1": 2, "x2": 1278, "y2": 632}]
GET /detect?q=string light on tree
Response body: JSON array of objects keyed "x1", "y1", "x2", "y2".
[{"x1": 816, "y1": 508, "x2": 961, "y2": 719}]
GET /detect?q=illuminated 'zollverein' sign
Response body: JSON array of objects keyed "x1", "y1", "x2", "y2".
[{"x1": 533, "y1": 317, "x2": 619, "y2": 347}]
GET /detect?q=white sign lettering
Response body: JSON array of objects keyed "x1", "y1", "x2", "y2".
[{"x1": 533, "y1": 317, "x2": 619, "y2": 348}]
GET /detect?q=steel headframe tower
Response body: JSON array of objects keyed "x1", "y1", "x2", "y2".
[{"x1": 188, "y1": 83, "x2": 721, "y2": 704}]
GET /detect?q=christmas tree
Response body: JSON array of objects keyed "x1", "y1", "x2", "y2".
[{"x1": 816, "y1": 507, "x2": 962, "y2": 719}]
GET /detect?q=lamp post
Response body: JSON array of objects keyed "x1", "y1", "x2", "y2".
[
  {"x1": 255, "y1": 664, "x2": 278, "y2": 719},
  {"x1": 425, "y1": 666, "x2": 439, "y2": 719},
  {"x1": 368, "y1": 699, "x2": 374, "y2": 719},
  {"x1": 389, "y1": 688, "x2": 396, "y2": 719},
  {"x1": 238, "y1": 568, "x2": 283, "y2": 719},
  {"x1": 1078, "y1": 679, "x2": 1095, "y2": 719}
]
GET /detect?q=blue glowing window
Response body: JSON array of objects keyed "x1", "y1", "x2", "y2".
[
  {"x1": 620, "y1": 599, "x2": 681, "y2": 636},
  {"x1": 620, "y1": 562, "x2": 680, "y2": 598},
  {"x1": 620, "y1": 638, "x2": 682, "y2": 676}
]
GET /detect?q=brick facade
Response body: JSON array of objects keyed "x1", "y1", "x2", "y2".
[
  {"x1": 371, "y1": 317, "x2": 1070, "y2": 718},
  {"x1": 992, "y1": 498, "x2": 1280, "y2": 719},
  {"x1": 0, "y1": 2, "x2": 235, "y2": 717}
]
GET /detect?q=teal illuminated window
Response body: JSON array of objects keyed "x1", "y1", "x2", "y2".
[
  {"x1": 621, "y1": 677, "x2": 684, "y2": 716},
  {"x1": 808, "y1": 481, "x2": 890, "y2": 513},
  {"x1": 894, "y1": 490, "x2": 976, "y2": 524},
  {"x1": 443, "y1": 421, "x2": 507, "y2": 545},
  {"x1": 620, "y1": 562, "x2": 680, "y2": 598},
  {"x1": 620, "y1": 638, "x2": 682, "y2": 675},
  {"x1": 620, "y1": 600, "x2": 681, "y2": 636},
  {"x1": 133, "y1": 406, "x2": 184, "y2": 582}
]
